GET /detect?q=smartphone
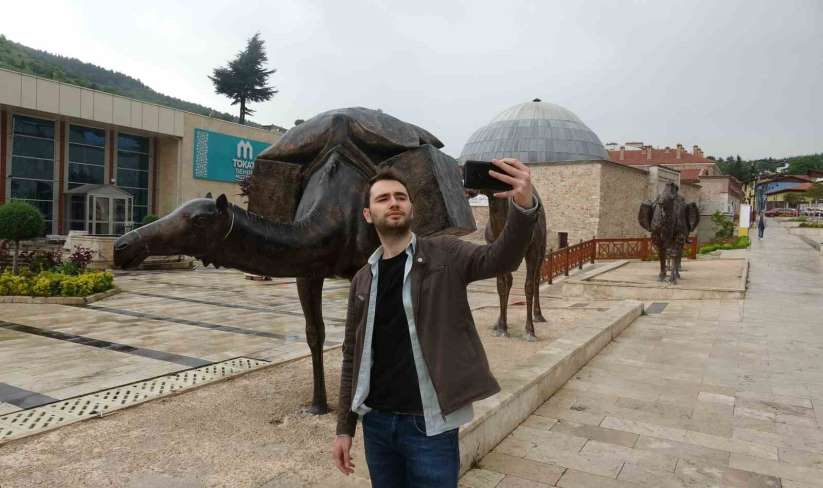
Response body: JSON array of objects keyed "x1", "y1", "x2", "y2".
[{"x1": 463, "y1": 160, "x2": 513, "y2": 192}]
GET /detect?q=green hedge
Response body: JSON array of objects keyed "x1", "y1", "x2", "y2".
[
  {"x1": 0, "y1": 270, "x2": 114, "y2": 297},
  {"x1": 799, "y1": 222, "x2": 823, "y2": 228},
  {"x1": 699, "y1": 236, "x2": 751, "y2": 254}
]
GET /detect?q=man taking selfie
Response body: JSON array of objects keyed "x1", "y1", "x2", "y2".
[{"x1": 332, "y1": 158, "x2": 538, "y2": 487}]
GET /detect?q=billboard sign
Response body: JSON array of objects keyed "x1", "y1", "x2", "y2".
[{"x1": 192, "y1": 128, "x2": 272, "y2": 182}]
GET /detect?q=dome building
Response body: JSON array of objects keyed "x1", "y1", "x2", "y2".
[
  {"x1": 459, "y1": 98, "x2": 608, "y2": 164},
  {"x1": 459, "y1": 99, "x2": 651, "y2": 249}
]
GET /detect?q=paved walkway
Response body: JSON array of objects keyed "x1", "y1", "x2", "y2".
[
  {"x1": 462, "y1": 222, "x2": 823, "y2": 488},
  {"x1": 0, "y1": 270, "x2": 350, "y2": 415},
  {"x1": 0, "y1": 262, "x2": 521, "y2": 418}
]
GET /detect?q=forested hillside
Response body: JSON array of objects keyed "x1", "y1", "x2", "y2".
[
  {"x1": 715, "y1": 154, "x2": 823, "y2": 183},
  {"x1": 0, "y1": 35, "x2": 255, "y2": 125}
]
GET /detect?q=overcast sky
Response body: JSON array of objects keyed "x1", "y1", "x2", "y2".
[{"x1": 2, "y1": 0, "x2": 821, "y2": 160}]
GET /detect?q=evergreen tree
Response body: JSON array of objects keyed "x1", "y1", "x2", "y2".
[{"x1": 209, "y1": 33, "x2": 277, "y2": 124}]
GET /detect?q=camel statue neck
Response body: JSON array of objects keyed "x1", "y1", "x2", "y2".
[
  {"x1": 205, "y1": 159, "x2": 371, "y2": 278},
  {"x1": 205, "y1": 202, "x2": 334, "y2": 277}
]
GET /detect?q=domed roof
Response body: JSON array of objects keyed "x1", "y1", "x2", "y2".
[{"x1": 459, "y1": 99, "x2": 608, "y2": 164}]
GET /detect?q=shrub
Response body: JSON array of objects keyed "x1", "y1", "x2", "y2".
[
  {"x1": 0, "y1": 271, "x2": 32, "y2": 296},
  {"x1": 799, "y1": 222, "x2": 823, "y2": 228},
  {"x1": 710, "y1": 211, "x2": 735, "y2": 241},
  {"x1": 0, "y1": 270, "x2": 113, "y2": 297},
  {"x1": 68, "y1": 246, "x2": 95, "y2": 270},
  {"x1": 0, "y1": 201, "x2": 46, "y2": 274},
  {"x1": 53, "y1": 261, "x2": 80, "y2": 275},
  {"x1": 699, "y1": 235, "x2": 750, "y2": 254},
  {"x1": 19, "y1": 248, "x2": 62, "y2": 272}
]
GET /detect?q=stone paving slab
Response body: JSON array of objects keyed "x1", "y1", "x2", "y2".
[
  {"x1": 464, "y1": 220, "x2": 823, "y2": 487},
  {"x1": 562, "y1": 259, "x2": 748, "y2": 300}
]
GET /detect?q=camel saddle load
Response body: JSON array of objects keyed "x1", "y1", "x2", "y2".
[{"x1": 246, "y1": 107, "x2": 476, "y2": 237}]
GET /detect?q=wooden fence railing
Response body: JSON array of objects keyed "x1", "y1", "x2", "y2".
[{"x1": 541, "y1": 236, "x2": 698, "y2": 284}]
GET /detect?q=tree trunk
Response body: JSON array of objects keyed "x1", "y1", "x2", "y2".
[
  {"x1": 12, "y1": 239, "x2": 19, "y2": 275},
  {"x1": 239, "y1": 98, "x2": 246, "y2": 125}
]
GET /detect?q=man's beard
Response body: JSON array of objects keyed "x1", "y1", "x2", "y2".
[{"x1": 373, "y1": 214, "x2": 413, "y2": 238}]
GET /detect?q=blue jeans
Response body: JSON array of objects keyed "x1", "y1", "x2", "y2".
[{"x1": 362, "y1": 410, "x2": 459, "y2": 488}]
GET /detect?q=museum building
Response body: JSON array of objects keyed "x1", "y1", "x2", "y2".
[{"x1": 0, "y1": 67, "x2": 283, "y2": 236}]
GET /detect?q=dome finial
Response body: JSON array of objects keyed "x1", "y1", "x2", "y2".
[{"x1": 532, "y1": 98, "x2": 542, "y2": 103}]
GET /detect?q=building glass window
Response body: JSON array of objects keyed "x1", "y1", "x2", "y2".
[
  {"x1": 116, "y1": 133, "x2": 150, "y2": 223},
  {"x1": 9, "y1": 115, "x2": 55, "y2": 235},
  {"x1": 68, "y1": 125, "x2": 106, "y2": 189},
  {"x1": 68, "y1": 195, "x2": 86, "y2": 231}
]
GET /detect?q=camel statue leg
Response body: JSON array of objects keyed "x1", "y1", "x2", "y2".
[
  {"x1": 671, "y1": 247, "x2": 682, "y2": 284},
  {"x1": 532, "y1": 267, "x2": 546, "y2": 323},
  {"x1": 657, "y1": 245, "x2": 667, "y2": 282},
  {"x1": 523, "y1": 259, "x2": 539, "y2": 342},
  {"x1": 532, "y1": 240, "x2": 547, "y2": 323},
  {"x1": 296, "y1": 276, "x2": 328, "y2": 415},
  {"x1": 492, "y1": 272, "x2": 513, "y2": 337}
]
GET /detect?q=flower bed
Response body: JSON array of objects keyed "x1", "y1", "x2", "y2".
[
  {"x1": 699, "y1": 236, "x2": 751, "y2": 254},
  {"x1": 0, "y1": 243, "x2": 115, "y2": 298},
  {"x1": 0, "y1": 269, "x2": 113, "y2": 297}
]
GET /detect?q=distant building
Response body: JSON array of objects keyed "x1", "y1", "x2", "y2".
[
  {"x1": 607, "y1": 142, "x2": 742, "y2": 241},
  {"x1": 756, "y1": 173, "x2": 820, "y2": 210},
  {"x1": 0, "y1": 67, "x2": 284, "y2": 236}
]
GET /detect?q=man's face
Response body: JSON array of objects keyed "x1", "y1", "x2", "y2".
[{"x1": 363, "y1": 179, "x2": 413, "y2": 236}]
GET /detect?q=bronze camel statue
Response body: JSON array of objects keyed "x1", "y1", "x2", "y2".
[
  {"x1": 479, "y1": 190, "x2": 547, "y2": 341},
  {"x1": 114, "y1": 107, "x2": 475, "y2": 415},
  {"x1": 638, "y1": 182, "x2": 700, "y2": 284}
]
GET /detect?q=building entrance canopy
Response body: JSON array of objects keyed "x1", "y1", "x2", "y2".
[{"x1": 64, "y1": 184, "x2": 134, "y2": 236}]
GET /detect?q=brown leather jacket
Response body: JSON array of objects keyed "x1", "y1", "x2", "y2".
[{"x1": 336, "y1": 202, "x2": 538, "y2": 436}]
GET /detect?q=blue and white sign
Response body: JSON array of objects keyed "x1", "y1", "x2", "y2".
[{"x1": 192, "y1": 128, "x2": 272, "y2": 182}]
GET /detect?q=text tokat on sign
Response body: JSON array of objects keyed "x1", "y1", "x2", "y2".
[{"x1": 192, "y1": 128, "x2": 272, "y2": 182}]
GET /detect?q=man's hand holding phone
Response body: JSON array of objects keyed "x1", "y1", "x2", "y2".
[{"x1": 464, "y1": 159, "x2": 533, "y2": 208}]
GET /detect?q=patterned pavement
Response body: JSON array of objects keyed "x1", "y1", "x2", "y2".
[{"x1": 461, "y1": 221, "x2": 823, "y2": 488}]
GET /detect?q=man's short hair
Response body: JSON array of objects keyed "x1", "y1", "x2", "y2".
[{"x1": 364, "y1": 168, "x2": 411, "y2": 208}]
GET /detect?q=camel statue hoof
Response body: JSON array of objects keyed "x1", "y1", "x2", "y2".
[
  {"x1": 304, "y1": 404, "x2": 329, "y2": 416},
  {"x1": 657, "y1": 276, "x2": 666, "y2": 282},
  {"x1": 533, "y1": 314, "x2": 547, "y2": 323},
  {"x1": 525, "y1": 334, "x2": 538, "y2": 342},
  {"x1": 492, "y1": 329, "x2": 509, "y2": 338}
]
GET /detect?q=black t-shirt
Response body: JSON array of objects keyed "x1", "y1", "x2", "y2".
[{"x1": 365, "y1": 251, "x2": 424, "y2": 414}]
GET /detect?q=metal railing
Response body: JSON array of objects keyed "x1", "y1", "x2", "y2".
[{"x1": 541, "y1": 236, "x2": 698, "y2": 284}]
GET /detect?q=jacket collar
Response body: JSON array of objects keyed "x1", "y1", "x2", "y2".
[{"x1": 367, "y1": 232, "x2": 418, "y2": 269}]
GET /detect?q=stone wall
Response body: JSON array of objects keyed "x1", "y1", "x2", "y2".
[
  {"x1": 531, "y1": 162, "x2": 601, "y2": 250},
  {"x1": 698, "y1": 177, "x2": 734, "y2": 216},
  {"x1": 597, "y1": 162, "x2": 648, "y2": 239},
  {"x1": 681, "y1": 182, "x2": 701, "y2": 206},
  {"x1": 647, "y1": 166, "x2": 681, "y2": 201}
]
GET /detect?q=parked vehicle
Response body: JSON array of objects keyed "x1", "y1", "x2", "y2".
[{"x1": 764, "y1": 208, "x2": 799, "y2": 217}]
